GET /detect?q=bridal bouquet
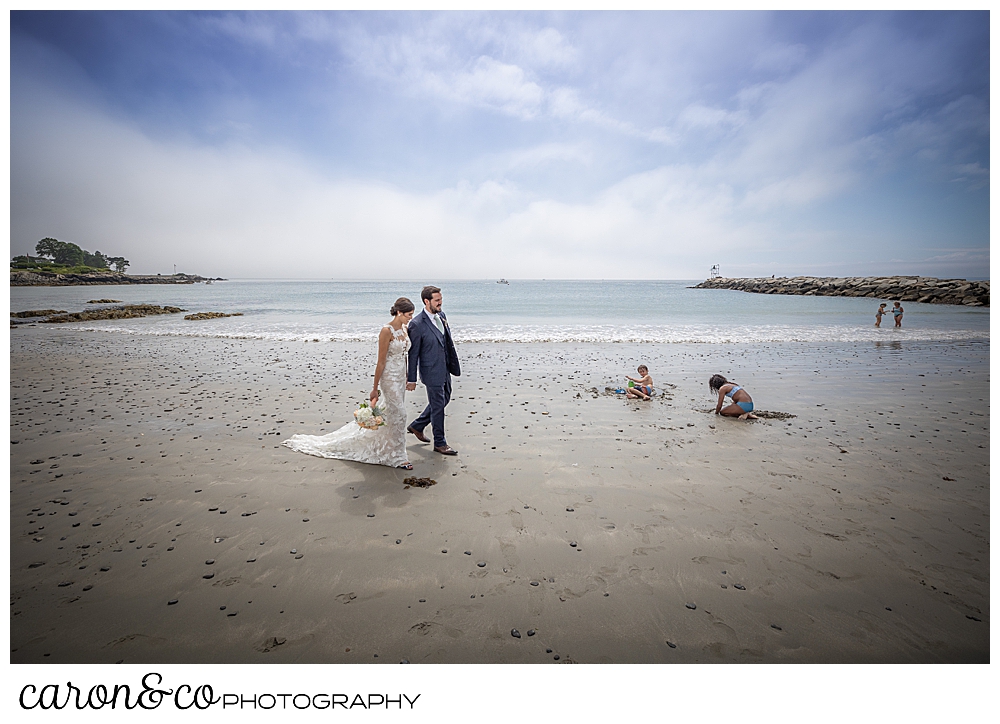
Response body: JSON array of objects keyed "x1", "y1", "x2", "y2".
[{"x1": 354, "y1": 400, "x2": 387, "y2": 430}]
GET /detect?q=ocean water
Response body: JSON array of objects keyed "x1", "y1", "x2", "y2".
[{"x1": 9, "y1": 279, "x2": 990, "y2": 344}]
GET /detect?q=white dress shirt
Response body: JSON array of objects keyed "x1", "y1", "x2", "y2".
[{"x1": 424, "y1": 308, "x2": 444, "y2": 334}]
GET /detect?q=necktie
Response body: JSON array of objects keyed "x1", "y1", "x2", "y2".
[{"x1": 434, "y1": 314, "x2": 444, "y2": 334}]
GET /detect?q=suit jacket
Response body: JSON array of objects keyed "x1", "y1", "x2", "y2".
[{"x1": 407, "y1": 309, "x2": 461, "y2": 386}]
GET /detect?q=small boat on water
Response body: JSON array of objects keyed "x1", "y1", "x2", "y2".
[{"x1": 497, "y1": 279, "x2": 509, "y2": 285}]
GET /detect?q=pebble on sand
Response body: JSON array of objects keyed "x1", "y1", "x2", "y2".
[
  {"x1": 685, "y1": 603, "x2": 697, "y2": 610},
  {"x1": 511, "y1": 629, "x2": 521, "y2": 638}
]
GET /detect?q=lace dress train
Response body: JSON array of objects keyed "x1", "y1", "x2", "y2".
[{"x1": 283, "y1": 327, "x2": 410, "y2": 467}]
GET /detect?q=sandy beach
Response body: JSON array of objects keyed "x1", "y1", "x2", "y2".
[{"x1": 9, "y1": 328, "x2": 989, "y2": 663}]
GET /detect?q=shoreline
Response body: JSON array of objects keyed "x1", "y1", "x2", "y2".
[
  {"x1": 10, "y1": 329, "x2": 989, "y2": 663},
  {"x1": 10, "y1": 271, "x2": 224, "y2": 286}
]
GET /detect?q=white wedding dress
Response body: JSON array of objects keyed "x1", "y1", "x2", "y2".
[{"x1": 283, "y1": 326, "x2": 411, "y2": 467}]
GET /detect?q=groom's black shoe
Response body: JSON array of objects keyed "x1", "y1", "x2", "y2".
[
  {"x1": 434, "y1": 445, "x2": 458, "y2": 455},
  {"x1": 407, "y1": 426, "x2": 430, "y2": 443}
]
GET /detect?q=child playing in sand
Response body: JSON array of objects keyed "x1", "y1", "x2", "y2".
[
  {"x1": 875, "y1": 303, "x2": 887, "y2": 327},
  {"x1": 625, "y1": 365, "x2": 654, "y2": 400},
  {"x1": 891, "y1": 301, "x2": 904, "y2": 327},
  {"x1": 709, "y1": 374, "x2": 758, "y2": 420}
]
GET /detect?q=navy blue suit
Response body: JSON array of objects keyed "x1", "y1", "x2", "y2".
[{"x1": 407, "y1": 309, "x2": 461, "y2": 448}]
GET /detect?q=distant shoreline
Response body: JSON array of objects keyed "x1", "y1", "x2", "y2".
[
  {"x1": 692, "y1": 275, "x2": 989, "y2": 307},
  {"x1": 10, "y1": 271, "x2": 225, "y2": 286}
]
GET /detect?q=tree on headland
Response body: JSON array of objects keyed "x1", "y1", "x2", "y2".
[
  {"x1": 83, "y1": 250, "x2": 108, "y2": 269},
  {"x1": 35, "y1": 238, "x2": 85, "y2": 267},
  {"x1": 34, "y1": 238, "x2": 61, "y2": 259},
  {"x1": 106, "y1": 256, "x2": 130, "y2": 273},
  {"x1": 14, "y1": 237, "x2": 129, "y2": 273}
]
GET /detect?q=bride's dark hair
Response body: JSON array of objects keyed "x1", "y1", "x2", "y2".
[{"x1": 390, "y1": 297, "x2": 415, "y2": 316}]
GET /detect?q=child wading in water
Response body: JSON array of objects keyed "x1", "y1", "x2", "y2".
[
  {"x1": 710, "y1": 374, "x2": 758, "y2": 420},
  {"x1": 625, "y1": 365, "x2": 654, "y2": 400},
  {"x1": 875, "y1": 303, "x2": 887, "y2": 327}
]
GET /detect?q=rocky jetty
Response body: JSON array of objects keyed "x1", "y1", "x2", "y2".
[
  {"x1": 10, "y1": 271, "x2": 224, "y2": 286},
  {"x1": 692, "y1": 276, "x2": 989, "y2": 306}
]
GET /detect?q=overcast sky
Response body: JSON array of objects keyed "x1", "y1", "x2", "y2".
[{"x1": 10, "y1": 11, "x2": 990, "y2": 279}]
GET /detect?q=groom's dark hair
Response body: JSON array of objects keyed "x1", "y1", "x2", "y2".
[{"x1": 421, "y1": 286, "x2": 441, "y2": 302}]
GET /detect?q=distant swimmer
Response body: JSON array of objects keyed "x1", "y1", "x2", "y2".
[
  {"x1": 710, "y1": 374, "x2": 758, "y2": 420},
  {"x1": 891, "y1": 301, "x2": 904, "y2": 327},
  {"x1": 875, "y1": 302, "x2": 887, "y2": 327},
  {"x1": 625, "y1": 365, "x2": 653, "y2": 400}
]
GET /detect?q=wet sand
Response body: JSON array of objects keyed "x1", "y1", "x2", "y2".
[{"x1": 9, "y1": 328, "x2": 989, "y2": 663}]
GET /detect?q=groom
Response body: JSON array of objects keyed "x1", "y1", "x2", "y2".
[{"x1": 406, "y1": 285, "x2": 461, "y2": 455}]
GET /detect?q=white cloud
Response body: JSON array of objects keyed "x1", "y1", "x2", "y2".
[
  {"x1": 511, "y1": 26, "x2": 577, "y2": 69},
  {"x1": 444, "y1": 56, "x2": 545, "y2": 119},
  {"x1": 10, "y1": 76, "x2": 765, "y2": 280},
  {"x1": 677, "y1": 104, "x2": 747, "y2": 130},
  {"x1": 752, "y1": 42, "x2": 807, "y2": 73},
  {"x1": 335, "y1": 19, "x2": 671, "y2": 141},
  {"x1": 202, "y1": 12, "x2": 278, "y2": 48}
]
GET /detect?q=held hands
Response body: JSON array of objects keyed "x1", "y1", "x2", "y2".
[{"x1": 406, "y1": 382, "x2": 416, "y2": 391}]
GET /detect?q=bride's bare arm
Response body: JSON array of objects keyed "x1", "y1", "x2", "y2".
[{"x1": 371, "y1": 327, "x2": 392, "y2": 404}]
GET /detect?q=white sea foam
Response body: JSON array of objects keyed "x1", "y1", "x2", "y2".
[{"x1": 64, "y1": 321, "x2": 989, "y2": 344}]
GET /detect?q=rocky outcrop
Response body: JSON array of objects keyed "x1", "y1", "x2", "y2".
[
  {"x1": 692, "y1": 276, "x2": 989, "y2": 306},
  {"x1": 10, "y1": 271, "x2": 225, "y2": 286},
  {"x1": 183, "y1": 312, "x2": 243, "y2": 320},
  {"x1": 11, "y1": 309, "x2": 66, "y2": 318},
  {"x1": 39, "y1": 305, "x2": 186, "y2": 323}
]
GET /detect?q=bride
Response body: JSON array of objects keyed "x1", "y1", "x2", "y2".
[{"x1": 283, "y1": 297, "x2": 415, "y2": 469}]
